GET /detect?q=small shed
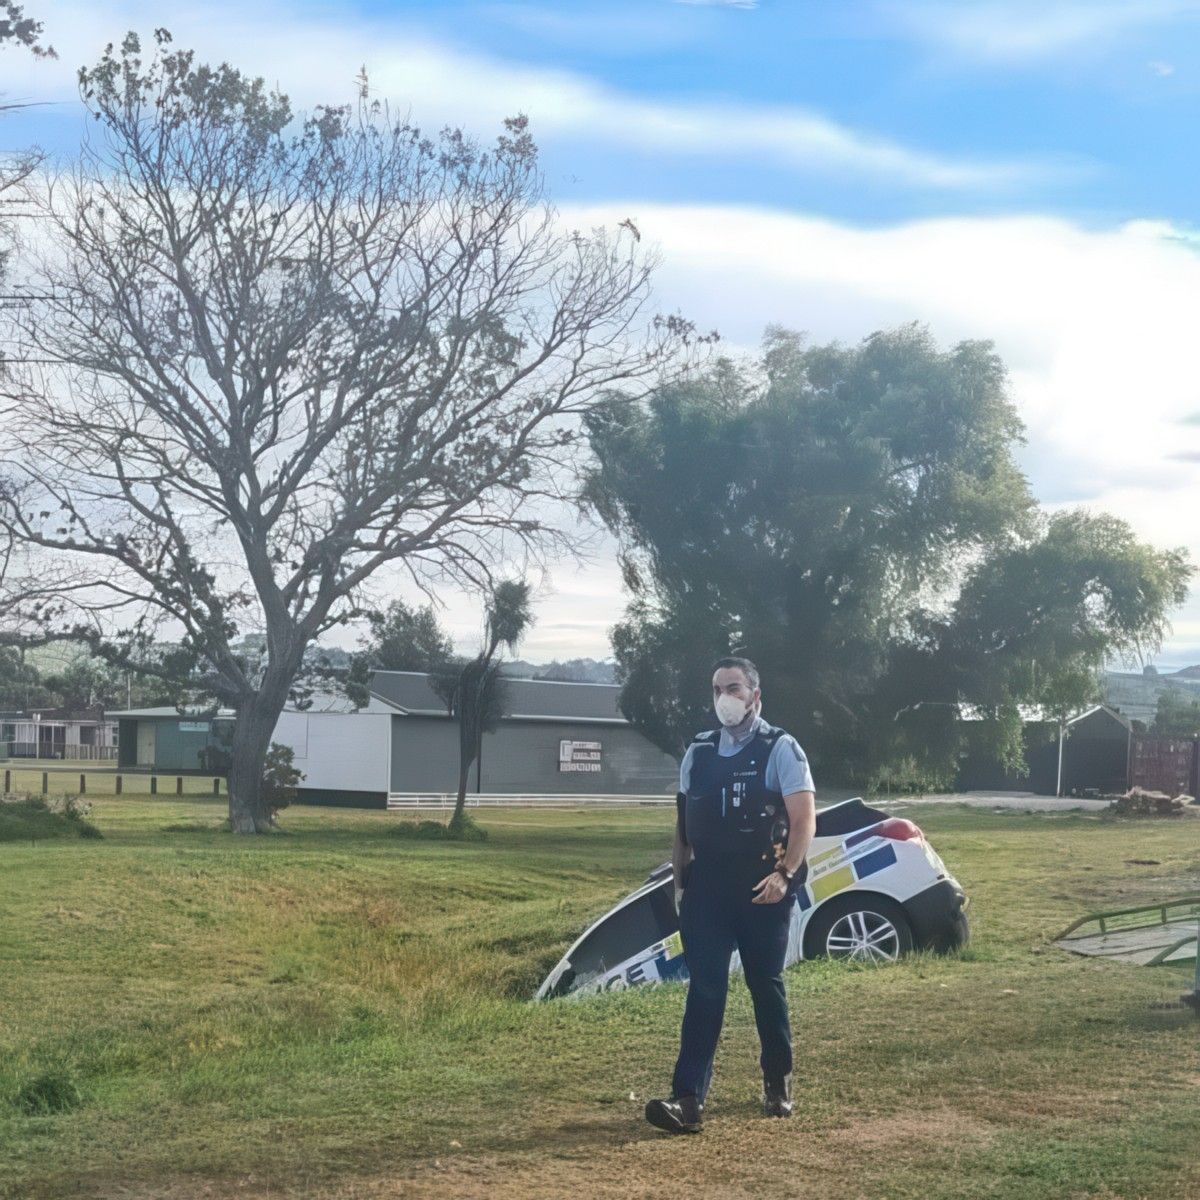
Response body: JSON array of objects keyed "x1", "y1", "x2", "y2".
[
  {"x1": 110, "y1": 707, "x2": 236, "y2": 773},
  {"x1": 1055, "y1": 705, "x2": 1132, "y2": 797}
]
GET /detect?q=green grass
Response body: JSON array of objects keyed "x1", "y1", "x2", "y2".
[{"x1": 1, "y1": 798, "x2": 1198, "y2": 1199}]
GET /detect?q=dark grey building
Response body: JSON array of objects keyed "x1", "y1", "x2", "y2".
[{"x1": 368, "y1": 670, "x2": 678, "y2": 805}]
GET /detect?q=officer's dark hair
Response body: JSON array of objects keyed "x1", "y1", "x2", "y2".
[{"x1": 711, "y1": 656, "x2": 760, "y2": 690}]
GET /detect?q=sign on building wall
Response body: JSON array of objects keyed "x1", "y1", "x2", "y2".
[
  {"x1": 178, "y1": 721, "x2": 211, "y2": 733},
  {"x1": 559, "y1": 739, "x2": 602, "y2": 772}
]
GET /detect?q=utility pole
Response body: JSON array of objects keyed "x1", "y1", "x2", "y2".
[{"x1": 1056, "y1": 717, "x2": 1065, "y2": 798}]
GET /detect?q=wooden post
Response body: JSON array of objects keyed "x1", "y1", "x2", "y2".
[
  {"x1": 116, "y1": 775, "x2": 122, "y2": 795},
  {"x1": 3, "y1": 769, "x2": 9, "y2": 792},
  {"x1": 80, "y1": 773, "x2": 86, "y2": 794},
  {"x1": 212, "y1": 777, "x2": 220, "y2": 796},
  {"x1": 150, "y1": 776, "x2": 157, "y2": 795},
  {"x1": 176, "y1": 776, "x2": 183, "y2": 795},
  {"x1": 41, "y1": 771, "x2": 48, "y2": 795}
]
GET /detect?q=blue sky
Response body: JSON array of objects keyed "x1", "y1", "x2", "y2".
[
  {"x1": 6, "y1": 1, "x2": 1200, "y2": 665},
  {"x1": 13, "y1": 0, "x2": 1200, "y2": 224}
]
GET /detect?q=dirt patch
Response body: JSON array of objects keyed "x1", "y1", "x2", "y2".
[{"x1": 100, "y1": 1107, "x2": 997, "y2": 1200}]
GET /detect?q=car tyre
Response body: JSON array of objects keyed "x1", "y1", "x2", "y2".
[{"x1": 804, "y1": 893, "x2": 914, "y2": 963}]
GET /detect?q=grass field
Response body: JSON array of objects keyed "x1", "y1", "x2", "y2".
[{"x1": 1, "y1": 796, "x2": 1198, "y2": 1200}]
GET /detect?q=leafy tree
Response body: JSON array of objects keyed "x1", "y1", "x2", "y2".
[
  {"x1": 432, "y1": 580, "x2": 533, "y2": 831},
  {"x1": 1151, "y1": 688, "x2": 1200, "y2": 737},
  {"x1": 0, "y1": 32, "x2": 684, "y2": 832},
  {"x1": 40, "y1": 658, "x2": 122, "y2": 710},
  {"x1": 585, "y1": 326, "x2": 1191, "y2": 786},
  {"x1": 0, "y1": 644, "x2": 46, "y2": 708},
  {"x1": 359, "y1": 601, "x2": 454, "y2": 673},
  {"x1": 866, "y1": 511, "x2": 1187, "y2": 790}
]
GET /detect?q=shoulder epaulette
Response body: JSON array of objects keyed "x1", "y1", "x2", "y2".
[{"x1": 691, "y1": 729, "x2": 720, "y2": 745}]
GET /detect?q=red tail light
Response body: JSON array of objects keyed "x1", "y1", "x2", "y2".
[{"x1": 877, "y1": 818, "x2": 924, "y2": 842}]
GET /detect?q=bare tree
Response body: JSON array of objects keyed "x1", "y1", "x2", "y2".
[
  {"x1": 1, "y1": 4, "x2": 55, "y2": 282},
  {"x1": 0, "y1": 31, "x2": 693, "y2": 831},
  {"x1": 0, "y1": 2, "x2": 53, "y2": 59}
]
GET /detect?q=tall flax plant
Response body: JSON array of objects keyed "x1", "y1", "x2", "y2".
[{"x1": 432, "y1": 581, "x2": 533, "y2": 833}]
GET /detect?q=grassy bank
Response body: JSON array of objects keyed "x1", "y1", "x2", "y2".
[
  {"x1": 1, "y1": 798, "x2": 1198, "y2": 1199},
  {"x1": 0, "y1": 794, "x2": 103, "y2": 843}
]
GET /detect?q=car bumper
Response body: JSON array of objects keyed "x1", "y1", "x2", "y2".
[{"x1": 903, "y1": 879, "x2": 970, "y2": 952}]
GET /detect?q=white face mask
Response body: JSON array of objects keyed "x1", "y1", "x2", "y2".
[{"x1": 715, "y1": 693, "x2": 752, "y2": 727}]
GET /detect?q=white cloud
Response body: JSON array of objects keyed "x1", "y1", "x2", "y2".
[
  {"x1": 382, "y1": 205, "x2": 1200, "y2": 662},
  {"x1": 888, "y1": 0, "x2": 1199, "y2": 64},
  {"x1": 4, "y1": 1, "x2": 1068, "y2": 191},
  {"x1": 546, "y1": 204, "x2": 1198, "y2": 659},
  {"x1": 483, "y1": 4, "x2": 705, "y2": 49},
  {"x1": 1149, "y1": 59, "x2": 1177, "y2": 76},
  {"x1": 674, "y1": 0, "x2": 759, "y2": 8}
]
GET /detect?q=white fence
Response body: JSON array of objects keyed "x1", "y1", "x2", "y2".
[
  {"x1": 387, "y1": 792, "x2": 675, "y2": 810},
  {"x1": 0, "y1": 743, "x2": 119, "y2": 762}
]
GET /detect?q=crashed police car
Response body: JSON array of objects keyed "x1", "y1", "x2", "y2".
[{"x1": 536, "y1": 798, "x2": 969, "y2": 1000}]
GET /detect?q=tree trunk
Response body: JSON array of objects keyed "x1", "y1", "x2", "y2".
[
  {"x1": 452, "y1": 708, "x2": 476, "y2": 826},
  {"x1": 452, "y1": 755, "x2": 472, "y2": 826},
  {"x1": 228, "y1": 689, "x2": 288, "y2": 833}
]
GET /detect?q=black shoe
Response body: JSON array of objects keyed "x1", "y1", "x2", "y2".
[
  {"x1": 763, "y1": 1074, "x2": 793, "y2": 1118},
  {"x1": 644, "y1": 1094, "x2": 703, "y2": 1134}
]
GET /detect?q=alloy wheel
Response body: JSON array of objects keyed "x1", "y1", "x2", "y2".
[{"x1": 825, "y1": 910, "x2": 901, "y2": 962}]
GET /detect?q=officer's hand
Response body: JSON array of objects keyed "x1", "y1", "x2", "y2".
[{"x1": 751, "y1": 872, "x2": 788, "y2": 904}]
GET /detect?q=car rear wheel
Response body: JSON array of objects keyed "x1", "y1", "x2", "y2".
[{"x1": 804, "y1": 894, "x2": 914, "y2": 963}]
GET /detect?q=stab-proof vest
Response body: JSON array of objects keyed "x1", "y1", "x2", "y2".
[{"x1": 683, "y1": 723, "x2": 790, "y2": 870}]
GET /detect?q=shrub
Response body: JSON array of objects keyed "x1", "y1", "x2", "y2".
[
  {"x1": 262, "y1": 742, "x2": 304, "y2": 823},
  {"x1": 390, "y1": 813, "x2": 488, "y2": 842},
  {"x1": 447, "y1": 812, "x2": 488, "y2": 841},
  {"x1": 868, "y1": 755, "x2": 956, "y2": 796}
]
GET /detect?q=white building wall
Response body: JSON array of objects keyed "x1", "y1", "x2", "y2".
[{"x1": 272, "y1": 710, "x2": 390, "y2": 795}]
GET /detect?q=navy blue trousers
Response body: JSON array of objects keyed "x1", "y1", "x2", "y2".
[{"x1": 671, "y1": 858, "x2": 795, "y2": 1104}]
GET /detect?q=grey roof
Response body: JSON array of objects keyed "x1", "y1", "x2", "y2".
[
  {"x1": 368, "y1": 671, "x2": 446, "y2": 714},
  {"x1": 107, "y1": 706, "x2": 236, "y2": 719},
  {"x1": 369, "y1": 670, "x2": 627, "y2": 724},
  {"x1": 288, "y1": 691, "x2": 401, "y2": 715},
  {"x1": 1067, "y1": 703, "x2": 1133, "y2": 730}
]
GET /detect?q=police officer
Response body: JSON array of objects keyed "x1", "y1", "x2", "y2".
[{"x1": 645, "y1": 656, "x2": 816, "y2": 1134}]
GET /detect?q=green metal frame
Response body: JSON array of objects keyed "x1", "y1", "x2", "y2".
[{"x1": 1053, "y1": 895, "x2": 1200, "y2": 942}]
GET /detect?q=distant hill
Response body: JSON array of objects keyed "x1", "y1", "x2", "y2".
[
  {"x1": 1171, "y1": 665, "x2": 1200, "y2": 679},
  {"x1": 500, "y1": 658, "x2": 617, "y2": 684},
  {"x1": 298, "y1": 647, "x2": 618, "y2": 684}
]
